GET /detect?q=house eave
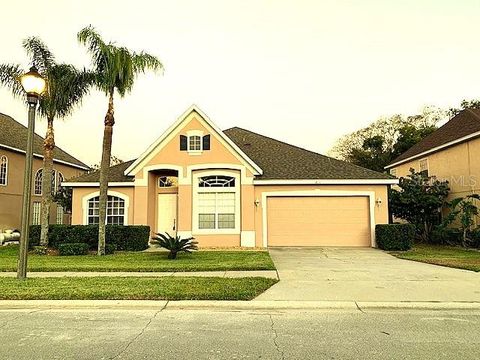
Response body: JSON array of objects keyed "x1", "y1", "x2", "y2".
[
  {"x1": 253, "y1": 179, "x2": 398, "y2": 185},
  {"x1": 61, "y1": 182, "x2": 134, "y2": 187},
  {"x1": 385, "y1": 130, "x2": 480, "y2": 169}
]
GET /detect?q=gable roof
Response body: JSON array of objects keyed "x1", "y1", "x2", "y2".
[
  {"x1": 386, "y1": 109, "x2": 480, "y2": 168},
  {"x1": 0, "y1": 112, "x2": 89, "y2": 170},
  {"x1": 224, "y1": 127, "x2": 393, "y2": 180},
  {"x1": 124, "y1": 105, "x2": 263, "y2": 176}
]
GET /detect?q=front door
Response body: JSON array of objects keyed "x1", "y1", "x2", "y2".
[{"x1": 157, "y1": 193, "x2": 177, "y2": 236}]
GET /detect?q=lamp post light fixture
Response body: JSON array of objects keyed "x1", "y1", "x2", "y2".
[{"x1": 17, "y1": 66, "x2": 46, "y2": 280}]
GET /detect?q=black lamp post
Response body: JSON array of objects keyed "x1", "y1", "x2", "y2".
[{"x1": 17, "y1": 66, "x2": 46, "y2": 280}]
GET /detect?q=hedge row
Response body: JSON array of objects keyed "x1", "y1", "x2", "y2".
[
  {"x1": 29, "y1": 225, "x2": 150, "y2": 251},
  {"x1": 375, "y1": 224, "x2": 415, "y2": 251}
]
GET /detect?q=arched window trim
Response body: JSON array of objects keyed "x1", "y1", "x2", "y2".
[
  {"x1": 0, "y1": 155, "x2": 8, "y2": 186},
  {"x1": 82, "y1": 191, "x2": 129, "y2": 225}
]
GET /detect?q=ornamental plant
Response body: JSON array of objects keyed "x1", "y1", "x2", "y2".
[{"x1": 151, "y1": 233, "x2": 198, "y2": 260}]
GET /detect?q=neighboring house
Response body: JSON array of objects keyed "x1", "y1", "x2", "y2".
[
  {"x1": 386, "y1": 108, "x2": 480, "y2": 202},
  {"x1": 0, "y1": 113, "x2": 89, "y2": 230},
  {"x1": 64, "y1": 105, "x2": 396, "y2": 248}
]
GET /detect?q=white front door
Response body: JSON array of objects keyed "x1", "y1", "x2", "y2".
[{"x1": 157, "y1": 193, "x2": 177, "y2": 236}]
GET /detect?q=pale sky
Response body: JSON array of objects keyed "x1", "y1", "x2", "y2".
[{"x1": 1, "y1": 0, "x2": 480, "y2": 166}]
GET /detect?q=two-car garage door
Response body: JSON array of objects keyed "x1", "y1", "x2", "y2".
[{"x1": 266, "y1": 196, "x2": 371, "y2": 247}]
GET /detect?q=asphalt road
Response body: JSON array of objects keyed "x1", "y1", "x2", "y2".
[{"x1": 1, "y1": 307, "x2": 479, "y2": 359}]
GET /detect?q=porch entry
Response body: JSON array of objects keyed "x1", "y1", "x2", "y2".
[{"x1": 157, "y1": 193, "x2": 178, "y2": 236}]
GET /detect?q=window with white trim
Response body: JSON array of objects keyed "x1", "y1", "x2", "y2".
[
  {"x1": 189, "y1": 135, "x2": 201, "y2": 151},
  {"x1": 32, "y1": 202, "x2": 41, "y2": 225},
  {"x1": 195, "y1": 173, "x2": 239, "y2": 232},
  {"x1": 0, "y1": 155, "x2": 7, "y2": 186},
  {"x1": 389, "y1": 168, "x2": 397, "y2": 177},
  {"x1": 87, "y1": 195, "x2": 125, "y2": 225},
  {"x1": 56, "y1": 205, "x2": 64, "y2": 224},
  {"x1": 57, "y1": 172, "x2": 64, "y2": 193}
]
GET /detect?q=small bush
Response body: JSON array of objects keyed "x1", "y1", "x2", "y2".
[
  {"x1": 29, "y1": 225, "x2": 150, "y2": 251},
  {"x1": 151, "y1": 233, "x2": 198, "y2": 259},
  {"x1": 32, "y1": 246, "x2": 47, "y2": 255},
  {"x1": 58, "y1": 243, "x2": 89, "y2": 256},
  {"x1": 431, "y1": 227, "x2": 462, "y2": 245},
  {"x1": 105, "y1": 243, "x2": 117, "y2": 255},
  {"x1": 375, "y1": 224, "x2": 415, "y2": 251},
  {"x1": 470, "y1": 228, "x2": 480, "y2": 248}
]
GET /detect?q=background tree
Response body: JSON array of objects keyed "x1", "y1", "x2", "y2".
[
  {"x1": 0, "y1": 37, "x2": 92, "y2": 247},
  {"x1": 389, "y1": 169, "x2": 450, "y2": 242},
  {"x1": 329, "y1": 106, "x2": 447, "y2": 171},
  {"x1": 89, "y1": 155, "x2": 124, "y2": 172},
  {"x1": 78, "y1": 26, "x2": 163, "y2": 255},
  {"x1": 441, "y1": 194, "x2": 480, "y2": 247},
  {"x1": 448, "y1": 99, "x2": 480, "y2": 116}
]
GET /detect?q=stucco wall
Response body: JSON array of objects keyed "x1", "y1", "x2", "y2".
[{"x1": 0, "y1": 148, "x2": 86, "y2": 229}]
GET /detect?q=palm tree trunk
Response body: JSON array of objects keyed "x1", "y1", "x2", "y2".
[
  {"x1": 39, "y1": 117, "x2": 55, "y2": 247},
  {"x1": 97, "y1": 90, "x2": 115, "y2": 256}
]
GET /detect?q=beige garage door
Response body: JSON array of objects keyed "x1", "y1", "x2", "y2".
[{"x1": 267, "y1": 196, "x2": 371, "y2": 247}]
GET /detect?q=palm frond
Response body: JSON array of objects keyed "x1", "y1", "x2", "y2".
[
  {"x1": 22, "y1": 37, "x2": 55, "y2": 73},
  {"x1": 0, "y1": 63, "x2": 24, "y2": 99},
  {"x1": 132, "y1": 51, "x2": 164, "y2": 74}
]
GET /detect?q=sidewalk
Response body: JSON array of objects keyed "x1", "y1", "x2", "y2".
[{"x1": 0, "y1": 270, "x2": 278, "y2": 279}]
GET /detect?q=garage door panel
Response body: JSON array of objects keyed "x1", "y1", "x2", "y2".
[{"x1": 267, "y1": 196, "x2": 371, "y2": 247}]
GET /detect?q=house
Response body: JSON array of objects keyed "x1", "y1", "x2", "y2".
[
  {"x1": 385, "y1": 108, "x2": 480, "y2": 202},
  {"x1": 0, "y1": 113, "x2": 89, "y2": 230},
  {"x1": 64, "y1": 105, "x2": 396, "y2": 248}
]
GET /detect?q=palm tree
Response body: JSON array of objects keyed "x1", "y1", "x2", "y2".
[
  {"x1": 77, "y1": 26, "x2": 163, "y2": 255},
  {"x1": 0, "y1": 37, "x2": 93, "y2": 247}
]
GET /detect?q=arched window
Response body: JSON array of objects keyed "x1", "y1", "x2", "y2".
[
  {"x1": 34, "y1": 169, "x2": 43, "y2": 195},
  {"x1": 87, "y1": 195, "x2": 126, "y2": 225},
  {"x1": 194, "y1": 173, "x2": 239, "y2": 231},
  {"x1": 0, "y1": 155, "x2": 7, "y2": 186}
]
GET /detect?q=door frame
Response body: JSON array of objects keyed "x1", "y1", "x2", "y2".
[{"x1": 261, "y1": 190, "x2": 376, "y2": 248}]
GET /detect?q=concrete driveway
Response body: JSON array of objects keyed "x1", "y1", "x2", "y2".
[{"x1": 255, "y1": 247, "x2": 480, "y2": 302}]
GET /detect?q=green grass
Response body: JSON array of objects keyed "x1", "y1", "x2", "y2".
[
  {"x1": 0, "y1": 276, "x2": 278, "y2": 300},
  {"x1": 391, "y1": 244, "x2": 480, "y2": 272},
  {"x1": 0, "y1": 246, "x2": 275, "y2": 272}
]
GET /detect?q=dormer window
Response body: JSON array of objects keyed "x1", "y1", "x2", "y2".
[{"x1": 179, "y1": 131, "x2": 211, "y2": 154}]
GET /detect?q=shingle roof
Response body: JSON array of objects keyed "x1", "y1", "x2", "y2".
[
  {"x1": 389, "y1": 109, "x2": 480, "y2": 166},
  {"x1": 69, "y1": 127, "x2": 393, "y2": 183},
  {"x1": 68, "y1": 160, "x2": 135, "y2": 183},
  {"x1": 224, "y1": 127, "x2": 392, "y2": 180},
  {"x1": 0, "y1": 112, "x2": 89, "y2": 169}
]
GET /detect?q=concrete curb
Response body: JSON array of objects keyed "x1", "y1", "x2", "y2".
[
  {"x1": 1, "y1": 300, "x2": 480, "y2": 311},
  {"x1": 0, "y1": 271, "x2": 279, "y2": 279}
]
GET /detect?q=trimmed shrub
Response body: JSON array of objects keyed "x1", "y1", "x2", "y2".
[
  {"x1": 58, "y1": 243, "x2": 89, "y2": 256},
  {"x1": 431, "y1": 227, "x2": 462, "y2": 245},
  {"x1": 375, "y1": 224, "x2": 415, "y2": 251},
  {"x1": 29, "y1": 225, "x2": 150, "y2": 251},
  {"x1": 105, "y1": 243, "x2": 117, "y2": 255}
]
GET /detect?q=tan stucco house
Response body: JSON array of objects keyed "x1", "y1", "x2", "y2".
[
  {"x1": 65, "y1": 105, "x2": 396, "y2": 248},
  {"x1": 0, "y1": 113, "x2": 89, "y2": 230},
  {"x1": 385, "y1": 108, "x2": 480, "y2": 202}
]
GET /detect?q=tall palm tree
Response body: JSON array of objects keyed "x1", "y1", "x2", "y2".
[
  {"x1": 77, "y1": 26, "x2": 163, "y2": 255},
  {"x1": 0, "y1": 37, "x2": 93, "y2": 247}
]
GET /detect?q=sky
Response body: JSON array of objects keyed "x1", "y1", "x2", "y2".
[{"x1": 1, "y1": 0, "x2": 480, "y2": 166}]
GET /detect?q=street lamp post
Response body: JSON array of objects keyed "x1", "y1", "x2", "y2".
[{"x1": 17, "y1": 66, "x2": 46, "y2": 280}]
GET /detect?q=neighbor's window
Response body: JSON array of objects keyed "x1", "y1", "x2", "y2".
[
  {"x1": 389, "y1": 168, "x2": 397, "y2": 177},
  {"x1": 197, "y1": 175, "x2": 237, "y2": 230},
  {"x1": 32, "y1": 202, "x2": 41, "y2": 225},
  {"x1": 56, "y1": 205, "x2": 64, "y2": 225},
  {"x1": 419, "y1": 159, "x2": 429, "y2": 177},
  {"x1": 189, "y1": 135, "x2": 202, "y2": 151},
  {"x1": 87, "y1": 195, "x2": 125, "y2": 225},
  {"x1": 57, "y1": 172, "x2": 64, "y2": 193},
  {"x1": 0, "y1": 155, "x2": 7, "y2": 186},
  {"x1": 34, "y1": 169, "x2": 43, "y2": 195}
]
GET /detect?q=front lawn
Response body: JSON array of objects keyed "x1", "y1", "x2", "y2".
[
  {"x1": 0, "y1": 276, "x2": 277, "y2": 300},
  {"x1": 0, "y1": 246, "x2": 275, "y2": 272},
  {"x1": 391, "y1": 244, "x2": 480, "y2": 272}
]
